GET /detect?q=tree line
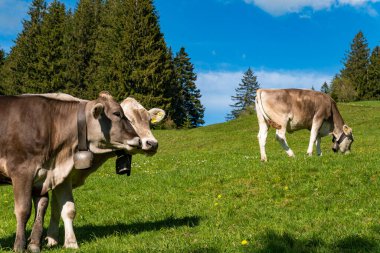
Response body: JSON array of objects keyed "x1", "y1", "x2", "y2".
[
  {"x1": 0, "y1": 0, "x2": 204, "y2": 128},
  {"x1": 322, "y1": 31, "x2": 380, "y2": 101}
]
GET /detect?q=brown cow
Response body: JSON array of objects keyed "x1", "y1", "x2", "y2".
[
  {"x1": 0, "y1": 92, "x2": 141, "y2": 252},
  {"x1": 25, "y1": 94, "x2": 165, "y2": 251},
  {"x1": 255, "y1": 89, "x2": 353, "y2": 161}
]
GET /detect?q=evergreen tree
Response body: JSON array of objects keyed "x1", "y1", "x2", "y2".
[
  {"x1": 34, "y1": 0, "x2": 68, "y2": 93},
  {"x1": 65, "y1": 0, "x2": 102, "y2": 98},
  {"x1": 341, "y1": 31, "x2": 370, "y2": 100},
  {"x1": 227, "y1": 67, "x2": 260, "y2": 120},
  {"x1": 92, "y1": 0, "x2": 178, "y2": 123},
  {"x1": 320, "y1": 81, "x2": 330, "y2": 94},
  {"x1": 330, "y1": 75, "x2": 357, "y2": 102},
  {"x1": 0, "y1": 48, "x2": 5, "y2": 94},
  {"x1": 0, "y1": 48, "x2": 5, "y2": 66},
  {"x1": 367, "y1": 46, "x2": 380, "y2": 99},
  {"x1": 2, "y1": 0, "x2": 47, "y2": 94},
  {"x1": 174, "y1": 47, "x2": 204, "y2": 128}
]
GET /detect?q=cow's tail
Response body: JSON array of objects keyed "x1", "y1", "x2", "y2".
[{"x1": 255, "y1": 89, "x2": 282, "y2": 129}]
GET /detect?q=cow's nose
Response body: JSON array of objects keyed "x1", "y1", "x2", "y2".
[{"x1": 145, "y1": 140, "x2": 158, "y2": 150}]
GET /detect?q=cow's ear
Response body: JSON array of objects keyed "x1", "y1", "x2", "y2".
[
  {"x1": 149, "y1": 108, "x2": 165, "y2": 125},
  {"x1": 92, "y1": 103, "x2": 104, "y2": 119},
  {"x1": 343, "y1": 125, "x2": 352, "y2": 135}
]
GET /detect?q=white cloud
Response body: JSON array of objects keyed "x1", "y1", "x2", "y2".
[
  {"x1": 244, "y1": 0, "x2": 380, "y2": 16},
  {"x1": 197, "y1": 69, "x2": 332, "y2": 124}
]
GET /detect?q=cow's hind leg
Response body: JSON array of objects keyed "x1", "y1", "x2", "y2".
[
  {"x1": 275, "y1": 128, "x2": 295, "y2": 157},
  {"x1": 315, "y1": 137, "x2": 322, "y2": 156},
  {"x1": 46, "y1": 191, "x2": 60, "y2": 247},
  {"x1": 257, "y1": 112, "x2": 270, "y2": 161},
  {"x1": 12, "y1": 174, "x2": 33, "y2": 252},
  {"x1": 28, "y1": 193, "x2": 49, "y2": 253}
]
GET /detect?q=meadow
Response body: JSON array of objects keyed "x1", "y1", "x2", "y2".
[{"x1": 1, "y1": 101, "x2": 380, "y2": 252}]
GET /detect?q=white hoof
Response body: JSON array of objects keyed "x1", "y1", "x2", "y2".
[
  {"x1": 64, "y1": 241, "x2": 79, "y2": 249},
  {"x1": 27, "y1": 244, "x2": 40, "y2": 253},
  {"x1": 45, "y1": 237, "x2": 58, "y2": 248},
  {"x1": 287, "y1": 150, "x2": 295, "y2": 157}
]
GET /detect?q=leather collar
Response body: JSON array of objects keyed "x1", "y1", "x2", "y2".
[{"x1": 77, "y1": 102, "x2": 88, "y2": 151}]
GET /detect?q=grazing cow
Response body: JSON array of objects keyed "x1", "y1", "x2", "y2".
[
  {"x1": 0, "y1": 92, "x2": 141, "y2": 252},
  {"x1": 28, "y1": 94, "x2": 165, "y2": 251},
  {"x1": 255, "y1": 89, "x2": 354, "y2": 161}
]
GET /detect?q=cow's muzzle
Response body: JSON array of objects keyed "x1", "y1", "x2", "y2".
[
  {"x1": 332, "y1": 133, "x2": 347, "y2": 153},
  {"x1": 126, "y1": 137, "x2": 142, "y2": 149}
]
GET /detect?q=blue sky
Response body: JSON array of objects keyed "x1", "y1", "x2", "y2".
[{"x1": 1, "y1": 0, "x2": 380, "y2": 125}]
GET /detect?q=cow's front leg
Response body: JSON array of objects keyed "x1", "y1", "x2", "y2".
[
  {"x1": 28, "y1": 193, "x2": 49, "y2": 253},
  {"x1": 275, "y1": 129, "x2": 295, "y2": 157},
  {"x1": 12, "y1": 175, "x2": 33, "y2": 252},
  {"x1": 46, "y1": 190, "x2": 60, "y2": 247},
  {"x1": 307, "y1": 120, "x2": 322, "y2": 156},
  {"x1": 53, "y1": 180, "x2": 79, "y2": 249}
]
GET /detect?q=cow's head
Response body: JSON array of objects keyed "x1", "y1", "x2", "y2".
[
  {"x1": 86, "y1": 92, "x2": 141, "y2": 153},
  {"x1": 332, "y1": 125, "x2": 354, "y2": 154},
  {"x1": 120, "y1": 97, "x2": 165, "y2": 155}
]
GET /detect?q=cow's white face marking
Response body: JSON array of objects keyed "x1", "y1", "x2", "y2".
[
  {"x1": 339, "y1": 137, "x2": 353, "y2": 154},
  {"x1": 120, "y1": 98, "x2": 165, "y2": 155}
]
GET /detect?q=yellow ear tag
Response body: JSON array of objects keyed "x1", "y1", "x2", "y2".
[
  {"x1": 157, "y1": 111, "x2": 164, "y2": 118},
  {"x1": 151, "y1": 117, "x2": 157, "y2": 124}
]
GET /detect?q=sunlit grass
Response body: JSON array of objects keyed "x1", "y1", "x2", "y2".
[{"x1": 1, "y1": 102, "x2": 380, "y2": 252}]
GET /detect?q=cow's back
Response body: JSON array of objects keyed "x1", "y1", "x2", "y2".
[{"x1": 257, "y1": 89, "x2": 334, "y2": 131}]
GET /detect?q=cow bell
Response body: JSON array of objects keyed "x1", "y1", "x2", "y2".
[
  {"x1": 115, "y1": 151, "x2": 132, "y2": 176},
  {"x1": 74, "y1": 151, "x2": 94, "y2": 170}
]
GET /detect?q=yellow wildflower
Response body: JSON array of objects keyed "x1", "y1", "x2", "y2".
[{"x1": 241, "y1": 240, "x2": 248, "y2": 246}]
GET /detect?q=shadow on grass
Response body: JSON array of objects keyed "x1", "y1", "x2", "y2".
[
  {"x1": 250, "y1": 230, "x2": 378, "y2": 253},
  {"x1": 74, "y1": 215, "x2": 201, "y2": 243},
  {"x1": 0, "y1": 215, "x2": 201, "y2": 251}
]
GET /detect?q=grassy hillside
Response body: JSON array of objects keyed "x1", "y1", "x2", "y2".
[{"x1": 1, "y1": 101, "x2": 380, "y2": 252}]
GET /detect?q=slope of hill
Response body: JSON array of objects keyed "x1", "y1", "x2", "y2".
[{"x1": 0, "y1": 102, "x2": 379, "y2": 252}]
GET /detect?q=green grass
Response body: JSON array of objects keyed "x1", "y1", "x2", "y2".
[{"x1": 1, "y1": 101, "x2": 380, "y2": 252}]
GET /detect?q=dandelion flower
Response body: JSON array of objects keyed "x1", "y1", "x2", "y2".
[
  {"x1": 241, "y1": 240, "x2": 248, "y2": 246},
  {"x1": 217, "y1": 194, "x2": 222, "y2": 199},
  {"x1": 284, "y1": 186, "x2": 289, "y2": 191},
  {"x1": 214, "y1": 202, "x2": 219, "y2": 206}
]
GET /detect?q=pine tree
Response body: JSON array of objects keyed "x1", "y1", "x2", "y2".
[
  {"x1": 341, "y1": 31, "x2": 370, "y2": 100},
  {"x1": 34, "y1": 0, "x2": 68, "y2": 93},
  {"x1": 2, "y1": 0, "x2": 47, "y2": 94},
  {"x1": 0, "y1": 49, "x2": 5, "y2": 66},
  {"x1": 92, "y1": 0, "x2": 177, "y2": 123},
  {"x1": 174, "y1": 47, "x2": 204, "y2": 128},
  {"x1": 0, "y1": 48, "x2": 5, "y2": 94},
  {"x1": 320, "y1": 81, "x2": 330, "y2": 94},
  {"x1": 65, "y1": 0, "x2": 103, "y2": 98},
  {"x1": 367, "y1": 46, "x2": 380, "y2": 99},
  {"x1": 227, "y1": 67, "x2": 260, "y2": 120},
  {"x1": 330, "y1": 75, "x2": 357, "y2": 102}
]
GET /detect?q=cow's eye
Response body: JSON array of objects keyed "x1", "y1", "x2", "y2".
[{"x1": 113, "y1": 111, "x2": 123, "y2": 118}]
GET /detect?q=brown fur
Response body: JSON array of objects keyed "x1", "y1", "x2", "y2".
[{"x1": 0, "y1": 93, "x2": 139, "y2": 252}]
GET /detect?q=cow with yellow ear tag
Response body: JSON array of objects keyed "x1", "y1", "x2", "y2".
[{"x1": 120, "y1": 97, "x2": 166, "y2": 155}]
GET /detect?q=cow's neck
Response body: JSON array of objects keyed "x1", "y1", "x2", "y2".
[
  {"x1": 331, "y1": 102, "x2": 344, "y2": 136},
  {"x1": 49, "y1": 101, "x2": 80, "y2": 152}
]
